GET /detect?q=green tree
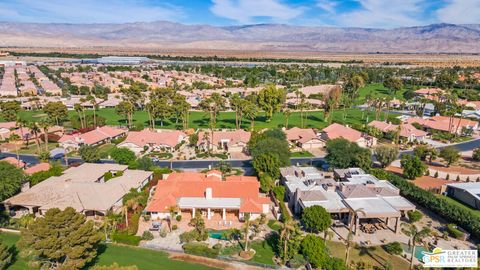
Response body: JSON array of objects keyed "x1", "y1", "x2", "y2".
[
  {"x1": 383, "y1": 76, "x2": 403, "y2": 95},
  {"x1": 257, "y1": 84, "x2": 286, "y2": 122},
  {"x1": 301, "y1": 206, "x2": 332, "y2": 236},
  {"x1": 0, "y1": 101, "x2": 21, "y2": 121},
  {"x1": 407, "y1": 210, "x2": 423, "y2": 223},
  {"x1": 439, "y1": 146, "x2": 460, "y2": 167},
  {"x1": 79, "y1": 145, "x2": 100, "y2": 163},
  {"x1": 252, "y1": 153, "x2": 281, "y2": 180},
  {"x1": 375, "y1": 145, "x2": 399, "y2": 168},
  {"x1": 110, "y1": 147, "x2": 136, "y2": 165},
  {"x1": 473, "y1": 148, "x2": 480, "y2": 161},
  {"x1": 0, "y1": 240, "x2": 12, "y2": 270},
  {"x1": 325, "y1": 138, "x2": 371, "y2": 171},
  {"x1": 38, "y1": 151, "x2": 51, "y2": 162},
  {"x1": 116, "y1": 101, "x2": 135, "y2": 128},
  {"x1": 401, "y1": 223, "x2": 430, "y2": 269},
  {"x1": 199, "y1": 93, "x2": 225, "y2": 151},
  {"x1": 43, "y1": 101, "x2": 68, "y2": 125},
  {"x1": 400, "y1": 155, "x2": 427, "y2": 180},
  {"x1": 300, "y1": 234, "x2": 329, "y2": 269},
  {"x1": 19, "y1": 207, "x2": 102, "y2": 270},
  {"x1": 136, "y1": 156, "x2": 153, "y2": 171},
  {"x1": 243, "y1": 99, "x2": 258, "y2": 130},
  {"x1": 258, "y1": 173, "x2": 274, "y2": 193},
  {"x1": 0, "y1": 160, "x2": 25, "y2": 201}
]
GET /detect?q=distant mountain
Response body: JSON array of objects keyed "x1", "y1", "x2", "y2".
[{"x1": 1, "y1": 21, "x2": 480, "y2": 53}]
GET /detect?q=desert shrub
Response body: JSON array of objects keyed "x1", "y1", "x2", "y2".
[
  {"x1": 142, "y1": 230, "x2": 154, "y2": 241},
  {"x1": 288, "y1": 254, "x2": 307, "y2": 268},
  {"x1": 111, "y1": 233, "x2": 142, "y2": 246},
  {"x1": 383, "y1": 242, "x2": 403, "y2": 255},
  {"x1": 176, "y1": 215, "x2": 182, "y2": 222},
  {"x1": 182, "y1": 242, "x2": 219, "y2": 258}
]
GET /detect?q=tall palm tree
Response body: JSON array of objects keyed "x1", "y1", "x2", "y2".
[
  {"x1": 282, "y1": 108, "x2": 291, "y2": 129},
  {"x1": 39, "y1": 119, "x2": 51, "y2": 152},
  {"x1": 8, "y1": 133, "x2": 21, "y2": 162},
  {"x1": 28, "y1": 122, "x2": 42, "y2": 154},
  {"x1": 401, "y1": 223, "x2": 430, "y2": 270},
  {"x1": 122, "y1": 199, "x2": 139, "y2": 228},
  {"x1": 345, "y1": 208, "x2": 366, "y2": 265},
  {"x1": 279, "y1": 218, "x2": 296, "y2": 263},
  {"x1": 243, "y1": 213, "x2": 251, "y2": 251},
  {"x1": 88, "y1": 95, "x2": 98, "y2": 128},
  {"x1": 74, "y1": 103, "x2": 85, "y2": 129},
  {"x1": 15, "y1": 118, "x2": 27, "y2": 145}
]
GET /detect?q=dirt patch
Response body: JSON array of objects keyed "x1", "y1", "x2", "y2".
[
  {"x1": 427, "y1": 160, "x2": 479, "y2": 174},
  {"x1": 169, "y1": 253, "x2": 231, "y2": 269}
]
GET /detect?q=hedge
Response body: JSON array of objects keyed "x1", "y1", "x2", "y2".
[
  {"x1": 111, "y1": 233, "x2": 142, "y2": 246},
  {"x1": 446, "y1": 224, "x2": 464, "y2": 239},
  {"x1": 371, "y1": 169, "x2": 480, "y2": 238},
  {"x1": 182, "y1": 242, "x2": 219, "y2": 258}
]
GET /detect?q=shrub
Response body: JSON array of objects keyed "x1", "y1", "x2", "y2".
[
  {"x1": 446, "y1": 224, "x2": 464, "y2": 239},
  {"x1": 182, "y1": 242, "x2": 219, "y2": 258},
  {"x1": 407, "y1": 210, "x2": 423, "y2": 223},
  {"x1": 159, "y1": 229, "x2": 167, "y2": 238},
  {"x1": 172, "y1": 224, "x2": 178, "y2": 231},
  {"x1": 273, "y1": 186, "x2": 285, "y2": 202},
  {"x1": 104, "y1": 171, "x2": 113, "y2": 181},
  {"x1": 128, "y1": 212, "x2": 140, "y2": 235},
  {"x1": 111, "y1": 233, "x2": 142, "y2": 246},
  {"x1": 111, "y1": 147, "x2": 137, "y2": 165},
  {"x1": 434, "y1": 171, "x2": 439, "y2": 178},
  {"x1": 446, "y1": 174, "x2": 450, "y2": 180},
  {"x1": 456, "y1": 175, "x2": 460, "y2": 181},
  {"x1": 288, "y1": 254, "x2": 307, "y2": 268},
  {"x1": 141, "y1": 230, "x2": 154, "y2": 241},
  {"x1": 383, "y1": 242, "x2": 403, "y2": 255},
  {"x1": 176, "y1": 215, "x2": 182, "y2": 222}
]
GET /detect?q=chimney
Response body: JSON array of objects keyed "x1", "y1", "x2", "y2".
[{"x1": 205, "y1": 187, "x2": 212, "y2": 200}]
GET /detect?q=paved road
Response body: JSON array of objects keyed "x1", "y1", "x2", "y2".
[{"x1": 2, "y1": 137, "x2": 478, "y2": 170}]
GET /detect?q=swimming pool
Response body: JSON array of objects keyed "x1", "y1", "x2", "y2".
[
  {"x1": 208, "y1": 230, "x2": 227, "y2": 240},
  {"x1": 401, "y1": 244, "x2": 428, "y2": 262}
]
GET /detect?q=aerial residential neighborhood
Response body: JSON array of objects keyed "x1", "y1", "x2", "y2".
[{"x1": 0, "y1": 1, "x2": 479, "y2": 270}]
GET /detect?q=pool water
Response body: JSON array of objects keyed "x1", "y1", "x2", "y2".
[
  {"x1": 208, "y1": 231, "x2": 226, "y2": 240},
  {"x1": 401, "y1": 244, "x2": 428, "y2": 262}
]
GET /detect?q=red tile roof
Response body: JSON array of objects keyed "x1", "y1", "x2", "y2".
[
  {"x1": 59, "y1": 126, "x2": 125, "y2": 145},
  {"x1": 121, "y1": 129, "x2": 185, "y2": 148},
  {"x1": 406, "y1": 116, "x2": 478, "y2": 134},
  {"x1": 1, "y1": 157, "x2": 25, "y2": 168},
  {"x1": 368, "y1": 120, "x2": 427, "y2": 138},
  {"x1": 197, "y1": 130, "x2": 251, "y2": 146},
  {"x1": 24, "y1": 163, "x2": 51, "y2": 174},
  {"x1": 146, "y1": 171, "x2": 269, "y2": 214},
  {"x1": 322, "y1": 123, "x2": 362, "y2": 142},
  {"x1": 285, "y1": 127, "x2": 318, "y2": 144}
]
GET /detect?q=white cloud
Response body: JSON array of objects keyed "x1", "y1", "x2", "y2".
[
  {"x1": 316, "y1": 0, "x2": 337, "y2": 13},
  {"x1": 333, "y1": 0, "x2": 429, "y2": 28},
  {"x1": 0, "y1": 0, "x2": 184, "y2": 23},
  {"x1": 210, "y1": 0, "x2": 304, "y2": 24},
  {"x1": 436, "y1": 0, "x2": 480, "y2": 24}
]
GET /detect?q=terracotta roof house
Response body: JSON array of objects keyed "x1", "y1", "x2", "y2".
[
  {"x1": 406, "y1": 116, "x2": 478, "y2": 135},
  {"x1": 284, "y1": 127, "x2": 324, "y2": 150},
  {"x1": 414, "y1": 88, "x2": 444, "y2": 96},
  {"x1": 117, "y1": 129, "x2": 187, "y2": 154},
  {"x1": 146, "y1": 170, "x2": 271, "y2": 222},
  {"x1": 59, "y1": 126, "x2": 126, "y2": 149},
  {"x1": 0, "y1": 122, "x2": 16, "y2": 140},
  {"x1": 1, "y1": 157, "x2": 26, "y2": 169},
  {"x1": 24, "y1": 163, "x2": 51, "y2": 175},
  {"x1": 368, "y1": 120, "x2": 428, "y2": 142},
  {"x1": 280, "y1": 166, "x2": 415, "y2": 234},
  {"x1": 197, "y1": 130, "x2": 251, "y2": 153},
  {"x1": 321, "y1": 123, "x2": 376, "y2": 148},
  {"x1": 4, "y1": 163, "x2": 153, "y2": 217}
]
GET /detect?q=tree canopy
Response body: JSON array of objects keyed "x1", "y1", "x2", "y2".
[
  {"x1": 300, "y1": 234, "x2": 330, "y2": 269},
  {"x1": 439, "y1": 146, "x2": 460, "y2": 167},
  {"x1": 19, "y1": 207, "x2": 101, "y2": 270},
  {"x1": 400, "y1": 155, "x2": 427, "y2": 180},
  {"x1": 257, "y1": 84, "x2": 286, "y2": 121},
  {"x1": 375, "y1": 145, "x2": 399, "y2": 168},
  {"x1": 301, "y1": 206, "x2": 332, "y2": 234},
  {"x1": 43, "y1": 101, "x2": 68, "y2": 125},
  {"x1": 110, "y1": 147, "x2": 137, "y2": 165},
  {"x1": 325, "y1": 138, "x2": 371, "y2": 171},
  {"x1": 79, "y1": 145, "x2": 101, "y2": 163},
  {"x1": 0, "y1": 161, "x2": 25, "y2": 201}
]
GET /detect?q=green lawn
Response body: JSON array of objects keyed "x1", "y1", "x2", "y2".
[
  {"x1": 18, "y1": 142, "x2": 59, "y2": 155},
  {"x1": 326, "y1": 240, "x2": 410, "y2": 269},
  {"x1": 437, "y1": 195, "x2": 480, "y2": 219},
  {"x1": 356, "y1": 83, "x2": 410, "y2": 104},
  {"x1": 97, "y1": 143, "x2": 117, "y2": 159},
  {"x1": 290, "y1": 151, "x2": 315, "y2": 158},
  {"x1": 0, "y1": 232, "x2": 216, "y2": 270},
  {"x1": 220, "y1": 240, "x2": 276, "y2": 266},
  {"x1": 13, "y1": 107, "x2": 397, "y2": 131}
]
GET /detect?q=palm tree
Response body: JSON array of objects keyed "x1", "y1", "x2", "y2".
[
  {"x1": 28, "y1": 122, "x2": 42, "y2": 154},
  {"x1": 122, "y1": 199, "x2": 139, "y2": 228},
  {"x1": 88, "y1": 95, "x2": 98, "y2": 128},
  {"x1": 74, "y1": 103, "x2": 85, "y2": 129},
  {"x1": 243, "y1": 213, "x2": 251, "y2": 251},
  {"x1": 15, "y1": 118, "x2": 27, "y2": 145},
  {"x1": 244, "y1": 101, "x2": 258, "y2": 131},
  {"x1": 279, "y1": 218, "x2": 296, "y2": 263},
  {"x1": 8, "y1": 133, "x2": 21, "y2": 162},
  {"x1": 402, "y1": 223, "x2": 430, "y2": 269},
  {"x1": 39, "y1": 119, "x2": 51, "y2": 152},
  {"x1": 282, "y1": 108, "x2": 291, "y2": 129},
  {"x1": 345, "y1": 208, "x2": 366, "y2": 265}
]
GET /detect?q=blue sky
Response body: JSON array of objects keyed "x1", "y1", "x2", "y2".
[{"x1": 0, "y1": 0, "x2": 479, "y2": 28}]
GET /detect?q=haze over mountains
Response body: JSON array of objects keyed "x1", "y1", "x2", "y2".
[{"x1": 1, "y1": 21, "x2": 480, "y2": 53}]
